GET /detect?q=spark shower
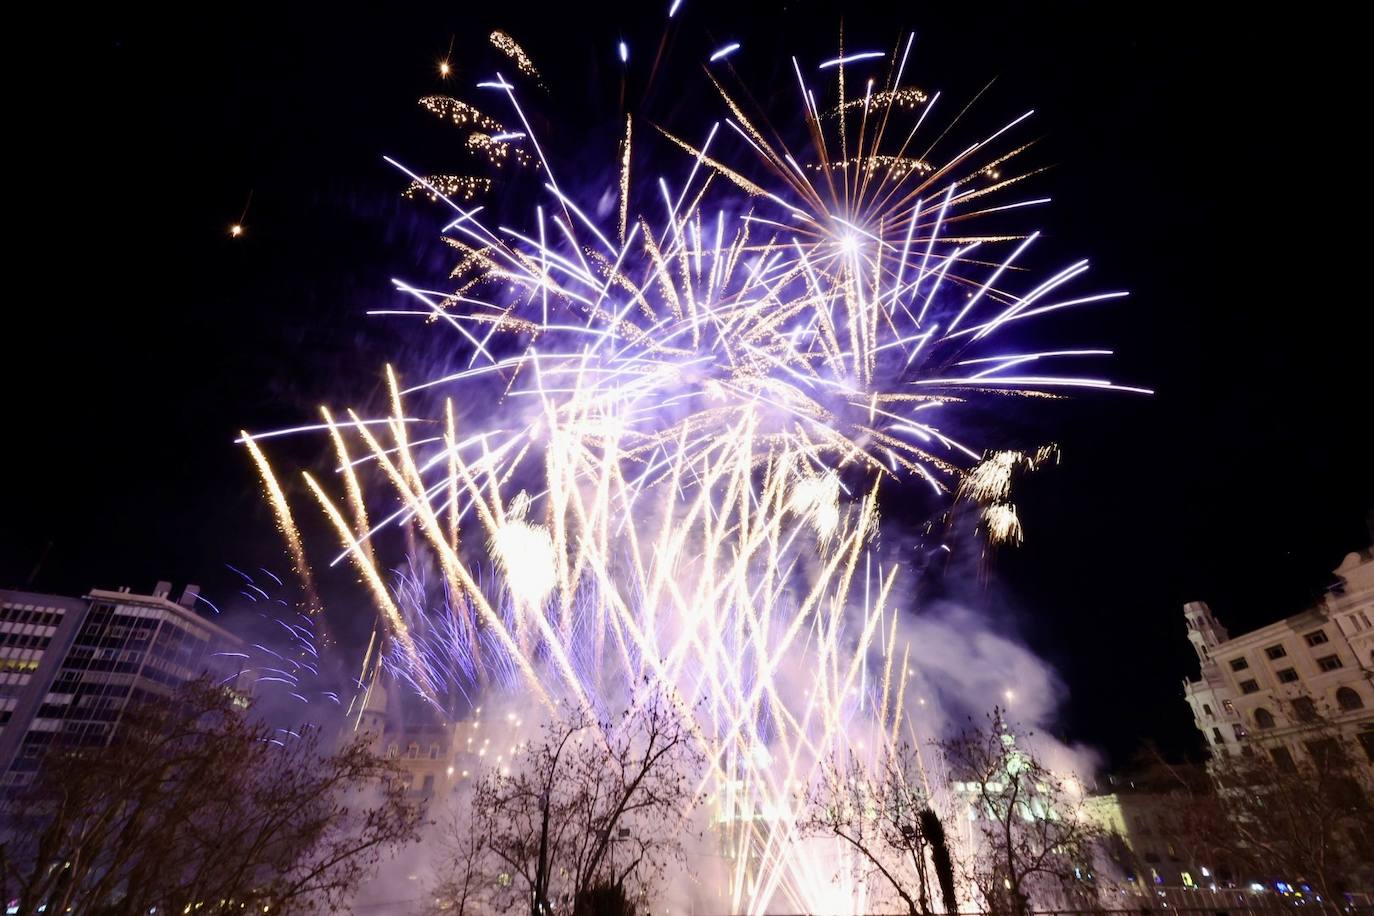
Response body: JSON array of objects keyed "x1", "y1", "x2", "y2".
[{"x1": 241, "y1": 19, "x2": 1144, "y2": 913}]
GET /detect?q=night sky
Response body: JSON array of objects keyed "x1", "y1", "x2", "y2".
[{"x1": 8, "y1": 1, "x2": 1369, "y2": 767}]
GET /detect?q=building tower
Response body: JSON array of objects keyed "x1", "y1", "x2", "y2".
[
  {"x1": 1184, "y1": 600, "x2": 1229, "y2": 664},
  {"x1": 357, "y1": 671, "x2": 389, "y2": 751},
  {"x1": 1182, "y1": 601, "x2": 1241, "y2": 756}
]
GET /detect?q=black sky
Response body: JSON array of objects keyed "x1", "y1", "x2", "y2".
[{"x1": 7, "y1": 1, "x2": 1370, "y2": 766}]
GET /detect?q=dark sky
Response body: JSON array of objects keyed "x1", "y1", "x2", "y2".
[{"x1": 8, "y1": 1, "x2": 1369, "y2": 766}]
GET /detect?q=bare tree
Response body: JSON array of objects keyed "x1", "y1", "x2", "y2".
[
  {"x1": 431, "y1": 787, "x2": 489, "y2": 916},
  {"x1": 1200, "y1": 697, "x2": 1373, "y2": 900},
  {"x1": 1106, "y1": 746, "x2": 1249, "y2": 887},
  {"x1": 804, "y1": 744, "x2": 958, "y2": 915},
  {"x1": 0, "y1": 679, "x2": 422, "y2": 916},
  {"x1": 939, "y1": 708, "x2": 1101, "y2": 916},
  {"x1": 432, "y1": 690, "x2": 704, "y2": 916}
]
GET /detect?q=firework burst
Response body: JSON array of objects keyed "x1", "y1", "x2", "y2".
[{"x1": 243, "y1": 25, "x2": 1144, "y2": 913}]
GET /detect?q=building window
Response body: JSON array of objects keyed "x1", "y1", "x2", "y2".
[
  {"x1": 1229, "y1": 657, "x2": 1249, "y2": 672},
  {"x1": 407, "y1": 742, "x2": 420, "y2": 759},
  {"x1": 1337, "y1": 687, "x2": 1364, "y2": 711},
  {"x1": 1212, "y1": 727, "x2": 1225, "y2": 745},
  {"x1": 1222, "y1": 699, "x2": 1234, "y2": 713},
  {"x1": 1239, "y1": 679, "x2": 1259, "y2": 694},
  {"x1": 1358, "y1": 732, "x2": 1374, "y2": 763},
  {"x1": 1270, "y1": 747, "x2": 1297, "y2": 773},
  {"x1": 1317, "y1": 655, "x2": 1343, "y2": 672},
  {"x1": 1202, "y1": 703, "x2": 1213, "y2": 717},
  {"x1": 1292, "y1": 697, "x2": 1318, "y2": 723},
  {"x1": 429, "y1": 744, "x2": 441, "y2": 759},
  {"x1": 1304, "y1": 630, "x2": 1329, "y2": 647},
  {"x1": 1232, "y1": 723, "x2": 1246, "y2": 739},
  {"x1": 1264, "y1": 645, "x2": 1287, "y2": 660},
  {"x1": 1277, "y1": 668, "x2": 1300, "y2": 684},
  {"x1": 1254, "y1": 707, "x2": 1276, "y2": 729},
  {"x1": 387, "y1": 743, "x2": 399, "y2": 759},
  {"x1": 1305, "y1": 738, "x2": 1344, "y2": 769},
  {"x1": 422, "y1": 774, "x2": 435, "y2": 794}
]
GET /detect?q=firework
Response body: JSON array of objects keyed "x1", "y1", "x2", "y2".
[
  {"x1": 244, "y1": 27, "x2": 1143, "y2": 914},
  {"x1": 209, "y1": 564, "x2": 340, "y2": 712}
]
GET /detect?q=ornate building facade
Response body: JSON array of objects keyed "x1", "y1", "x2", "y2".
[{"x1": 1182, "y1": 545, "x2": 1374, "y2": 765}]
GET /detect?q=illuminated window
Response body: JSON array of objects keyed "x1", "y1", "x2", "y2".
[
  {"x1": 1265, "y1": 645, "x2": 1287, "y2": 661},
  {"x1": 1277, "y1": 668, "x2": 1299, "y2": 684},
  {"x1": 1229, "y1": 658, "x2": 1249, "y2": 672},
  {"x1": 1317, "y1": 655, "x2": 1343, "y2": 672},
  {"x1": 1304, "y1": 630, "x2": 1329, "y2": 647},
  {"x1": 1223, "y1": 699, "x2": 1235, "y2": 713}
]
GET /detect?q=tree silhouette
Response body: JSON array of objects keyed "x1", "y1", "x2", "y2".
[{"x1": 0, "y1": 679, "x2": 421, "y2": 916}]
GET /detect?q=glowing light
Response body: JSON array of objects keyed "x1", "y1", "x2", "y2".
[
  {"x1": 439, "y1": 60, "x2": 451, "y2": 77},
  {"x1": 490, "y1": 31, "x2": 539, "y2": 80},
  {"x1": 709, "y1": 42, "x2": 741, "y2": 62},
  {"x1": 817, "y1": 50, "x2": 886, "y2": 69},
  {"x1": 618, "y1": 41, "x2": 628, "y2": 63},
  {"x1": 229, "y1": 224, "x2": 243, "y2": 237}
]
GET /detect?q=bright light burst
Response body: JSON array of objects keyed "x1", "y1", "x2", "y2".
[{"x1": 245, "y1": 26, "x2": 1144, "y2": 914}]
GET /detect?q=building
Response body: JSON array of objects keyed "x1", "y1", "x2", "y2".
[
  {"x1": 354, "y1": 672, "x2": 517, "y2": 807},
  {"x1": 1086, "y1": 765, "x2": 1224, "y2": 889},
  {"x1": 1, "y1": 589, "x2": 89, "y2": 763},
  {"x1": 1182, "y1": 544, "x2": 1374, "y2": 765},
  {"x1": 0, "y1": 581, "x2": 245, "y2": 786}
]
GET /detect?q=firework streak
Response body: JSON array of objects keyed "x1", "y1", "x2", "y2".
[{"x1": 242, "y1": 30, "x2": 1145, "y2": 913}]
